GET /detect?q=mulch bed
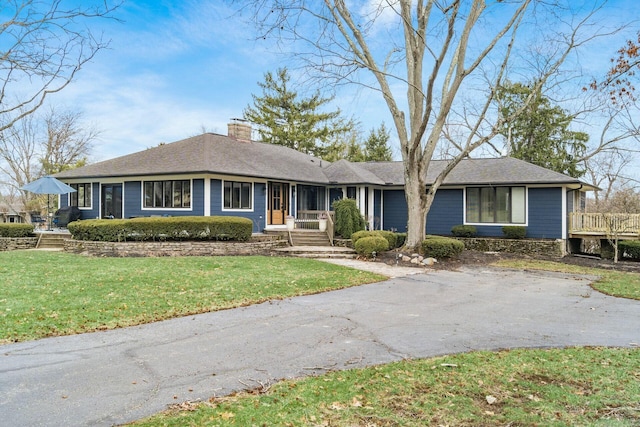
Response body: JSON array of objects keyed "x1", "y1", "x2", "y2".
[{"x1": 373, "y1": 248, "x2": 640, "y2": 273}]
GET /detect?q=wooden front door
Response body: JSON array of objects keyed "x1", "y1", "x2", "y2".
[{"x1": 268, "y1": 182, "x2": 289, "y2": 225}]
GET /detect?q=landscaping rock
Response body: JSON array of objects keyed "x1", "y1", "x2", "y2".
[{"x1": 422, "y1": 257, "x2": 438, "y2": 266}]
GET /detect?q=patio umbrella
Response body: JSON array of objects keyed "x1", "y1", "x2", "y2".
[{"x1": 21, "y1": 176, "x2": 76, "y2": 230}]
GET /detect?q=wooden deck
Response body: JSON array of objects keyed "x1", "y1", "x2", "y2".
[{"x1": 569, "y1": 212, "x2": 640, "y2": 239}]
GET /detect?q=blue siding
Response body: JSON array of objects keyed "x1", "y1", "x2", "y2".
[
  {"x1": 528, "y1": 187, "x2": 562, "y2": 238},
  {"x1": 382, "y1": 190, "x2": 408, "y2": 232},
  {"x1": 210, "y1": 179, "x2": 266, "y2": 232},
  {"x1": 426, "y1": 189, "x2": 463, "y2": 235},
  {"x1": 122, "y1": 179, "x2": 205, "y2": 218},
  {"x1": 470, "y1": 187, "x2": 563, "y2": 239}
]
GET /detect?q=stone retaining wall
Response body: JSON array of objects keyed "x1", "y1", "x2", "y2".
[
  {"x1": 63, "y1": 237, "x2": 288, "y2": 257},
  {"x1": 459, "y1": 237, "x2": 565, "y2": 257},
  {"x1": 0, "y1": 236, "x2": 38, "y2": 251}
]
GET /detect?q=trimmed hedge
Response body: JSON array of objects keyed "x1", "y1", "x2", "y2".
[
  {"x1": 502, "y1": 226, "x2": 527, "y2": 239},
  {"x1": 67, "y1": 216, "x2": 253, "y2": 242},
  {"x1": 451, "y1": 224, "x2": 477, "y2": 237},
  {"x1": 421, "y1": 235, "x2": 464, "y2": 258},
  {"x1": 354, "y1": 235, "x2": 389, "y2": 257},
  {"x1": 0, "y1": 223, "x2": 34, "y2": 237},
  {"x1": 619, "y1": 240, "x2": 640, "y2": 259},
  {"x1": 352, "y1": 230, "x2": 398, "y2": 249}
]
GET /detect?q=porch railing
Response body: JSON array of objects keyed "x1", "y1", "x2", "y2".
[
  {"x1": 295, "y1": 210, "x2": 335, "y2": 245},
  {"x1": 569, "y1": 212, "x2": 640, "y2": 236}
]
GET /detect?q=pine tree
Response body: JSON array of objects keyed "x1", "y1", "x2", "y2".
[
  {"x1": 363, "y1": 123, "x2": 393, "y2": 161},
  {"x1": 243, "y1": 68, "x2": 353, "y2": 157}
]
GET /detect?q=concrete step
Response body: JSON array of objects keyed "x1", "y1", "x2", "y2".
[
  {"x1": 274, "y1": 246, "x2": 357, "y2": 259},
  {"x1": 36, "y1": 233, "x2": 68, "y2": 249}
]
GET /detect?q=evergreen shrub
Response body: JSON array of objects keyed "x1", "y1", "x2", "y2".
[
  {"x1": 421, "y1": 235, "x2": 464, "y2": 258},
  {"x1": 451, "y1": 224, "x2": 477, "y2": 237},
  {"x1": 67, "y1": 216, "x2": 253, "y2": 242},
  {"x1": 351, "y1": 230, "x2": 398, "y2": 249},
  {"x1": 0, "y1": 223, "x2": 34, "y2": 237},
  {"x1": 332, "y1": 198, "x2": 365, "y2": 239},
  {"x1": 618, "y1": 240, "x2": 640, "y2": 259},
  {"x1": 502, "y1": 226, "x2": 527, "y2": 239},
  {"x1": 354, "y1": 235, "x2": 389, "y2": 257}
]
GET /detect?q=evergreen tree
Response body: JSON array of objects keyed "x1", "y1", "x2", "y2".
[
  {"x1": 497, "y1": 82, "x2": 588, "y2": 178},
  {"x1": 363, "y1": 123, "x2": 393, "y2": 161},
  {"x1": 243, "y1": 68, "x2": 353, "y2": 157}
]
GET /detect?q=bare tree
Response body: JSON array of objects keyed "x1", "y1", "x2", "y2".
[
  {"x1": 0, "y1": 0, "x2": 121, "y2": 133},
  {"x1": 0, "y1": 107, "x2": 99, "y2": 212},
  {"x1": 244, "y1": 1, "x2": 616, "y2": 249}
]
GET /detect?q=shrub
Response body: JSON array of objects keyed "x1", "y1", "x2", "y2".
[
  {"x1": 502, "y1": 226, "x2": 527, "y2": 239},
  {"x1": 67, "y1": 216, "x2": 253, "y2": 242},
  {"x1": 451, "y1": 224, "x2": 477, "y2": 238},
  {"x1": 332, "y1": 198, "x2": 366, "y2": 239},
  {"x1": 619, "y1": 240, "x2": 640, "y2": 260},
  {"x1": 0, "y1": 223, "x2": 34, "y2": 237},
  {"x1": 352, "y1": 230, "x2": 398, "y2": 249},
  {"x1": 395, "y1": 233, "x2": 406, "y2": 248},
  {"x1": 354, "y1": 235, "x2": 389, "y2": 257},
  {"x1": 421, "y1": 235, "x2": 464, "y2": 258}
]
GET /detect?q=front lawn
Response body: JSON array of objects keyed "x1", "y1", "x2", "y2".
[
  {"x1": 131, "y1": 347, "x2": 640, "y2": 426},
  {"x1": 0, "y1": 251, "x2": 385, "y2": 343}
]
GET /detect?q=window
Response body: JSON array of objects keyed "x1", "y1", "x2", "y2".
[
  {"x1": 224, "y1": 181, "x2": 252, "y2": 210},
  {"x1": 466, "y1": 186, "x2": 525, "y2": 224},
  {"x1": 143, "y1": 180, "x2": 191, "y2": 208},
  {"x1": 70, "y1": 183, "x2": 92, "y2": 208}
]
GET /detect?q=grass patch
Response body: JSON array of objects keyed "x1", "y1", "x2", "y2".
[
  {"x1": 492, "y1": 259, "x2": 640, "y2": 300},
  {"x1": 0, "y1": 251, "x2": 385, "y2": 343},
  {"x1": 131, "y1": 347, "x2": 640, "y2": 426}
]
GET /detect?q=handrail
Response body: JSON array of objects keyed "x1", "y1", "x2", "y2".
[{"x1": 325, "y1": 210, "x2": 334, "y2": 246}]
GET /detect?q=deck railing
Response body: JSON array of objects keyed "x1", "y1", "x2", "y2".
[{"x1": 569, "y1": 212, "x2": 640, "y2": 236}]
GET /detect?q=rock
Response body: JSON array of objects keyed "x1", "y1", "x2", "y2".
[
  {"x1": 410, "y1": 257, "x2": 420, "y2": 264},
  {"x1": 422, "y1": 257, "x2": 437, "y2": 266},
  {"x1": 402, "y1": 255, "x2": 411, "y2": 262},
  {"x1": 486, "y1": 395, "x2": 497, "y2": 405},
  {"x1": 411, "y1": 253, "x2": 420, "y2": 258}
]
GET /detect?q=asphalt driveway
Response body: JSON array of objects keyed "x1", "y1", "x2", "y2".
[{"x1": 1, "y1": 266, "x2": 638, "y2": 426}]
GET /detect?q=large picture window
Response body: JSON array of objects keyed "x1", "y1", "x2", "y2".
[
  {"x1": 224, "y1": 181, "x2": 252, "y2": 210},
  {"x1": 466, "y1": 186, "x2": 525, "y2": 224},
  {"x1": 70, "y1": 183, "x2": 92, "y2": 208},
  {"x1": 143, "y1": 180, "x2": 191, "y2": 208}
]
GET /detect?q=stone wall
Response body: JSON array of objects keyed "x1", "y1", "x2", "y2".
[
  {"x1": 63, "y1": 237, "x2": 288, "y2": 257},
  {"x1": 459, "y1": 237, "x2": 565, "y2": 257},
  {"x1": 0, "y1": 236, "x2": 38, "y2": 251}
]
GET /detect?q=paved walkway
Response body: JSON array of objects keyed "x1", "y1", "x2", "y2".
[{"x1": 1, "y1": 266, "x2": 638, "y2": 426}]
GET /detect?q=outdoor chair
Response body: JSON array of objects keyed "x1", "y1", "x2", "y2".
[{"x1": 30, "y1": 213, "x2": 46, "y2": 229}]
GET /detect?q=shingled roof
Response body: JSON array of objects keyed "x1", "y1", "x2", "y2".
[
  {"x1": 56, "y1": 132, "x2": 593, "y2": 189},
  {"x1": 56, "y1": 133, "x2": 331, "y2": 184}
]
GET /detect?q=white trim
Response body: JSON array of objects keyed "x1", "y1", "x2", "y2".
[
  {"x1": 204, "y1": 177, "x2": 211, "y2": 216},
  {"x1": 561, "y1": 185, "x2": 568, "y2": 238},
  {"x1": 66, "y1": 182, "x2": 94, "y2": 210},
  {"x1": 221, "y1": 179, "x2": 255, "y2": 212}
]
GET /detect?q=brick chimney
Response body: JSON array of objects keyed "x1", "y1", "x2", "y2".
[{"x1": 227, "y1": 118, "x2": 252, "y2": 141}]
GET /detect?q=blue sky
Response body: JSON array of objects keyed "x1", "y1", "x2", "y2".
[{"x1": 52, "y1": 0, "x2": 640, "y2": 163}]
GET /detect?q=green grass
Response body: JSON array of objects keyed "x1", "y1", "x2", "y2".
[
  {"x1": 131, "y1": 347, "x2": 640, "y2": 426},
  {"x1": 0, "y1": 251, "x2": 385, "y2": 343},
  {"x1": 493, "y1": 259, "x2": 640, "y2": 300}
]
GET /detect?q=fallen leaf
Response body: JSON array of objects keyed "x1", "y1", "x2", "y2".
[{"x1": 486, "y1": 395, "x2": 497, "y2": 405}]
